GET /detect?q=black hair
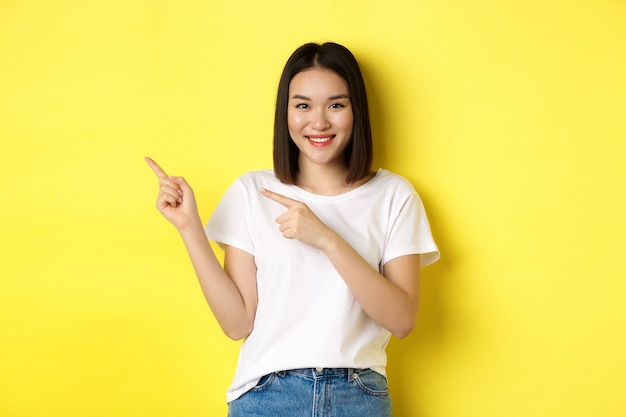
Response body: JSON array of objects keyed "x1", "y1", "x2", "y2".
[{"x1": 273, "y1": 42, "x2": 373, "y2": 184}]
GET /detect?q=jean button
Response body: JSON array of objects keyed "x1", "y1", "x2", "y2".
[{"x1": 315, "y1": 367, "x2": 323, "y2": 372}]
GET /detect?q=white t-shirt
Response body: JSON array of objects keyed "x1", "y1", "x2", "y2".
[{"x1": 205, "y1": 169, "x2": 439, "y2": 402}]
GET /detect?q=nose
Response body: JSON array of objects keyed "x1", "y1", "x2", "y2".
[{"x1": 310, "y1": 109, "x2": 330, "y2": 130}]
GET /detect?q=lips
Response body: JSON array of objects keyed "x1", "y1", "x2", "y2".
[{"x1": 306, "y1": 135, "x2": 335, "y2": 146}]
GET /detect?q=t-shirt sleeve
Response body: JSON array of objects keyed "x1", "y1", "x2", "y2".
[
  {"x1": 204, "y1": 178, "x2": 255, "y2": 255},
  {"x1": 382, "y1": 183, "x2": 440, "y2": 267}
]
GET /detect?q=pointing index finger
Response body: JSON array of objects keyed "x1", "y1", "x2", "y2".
[
  {"x1": 145, "y1": 157, "x2": 169, "y2": 179},
  {"x1": 260, "y1": 188, "x2": 298, "y2": 208}
]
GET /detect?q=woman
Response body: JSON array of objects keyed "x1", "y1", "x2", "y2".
[{"x1": 146, "y1": 42, "x2": 439, "y2": 417}]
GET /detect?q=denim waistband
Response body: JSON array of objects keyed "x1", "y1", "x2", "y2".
[{"x1": 277, "y1": 367, "x2": 363, "y2": 381}]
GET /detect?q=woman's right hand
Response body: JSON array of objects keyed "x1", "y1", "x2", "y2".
[{"x1": 145, "y1": 157, "x2": 201, "y2": 230}]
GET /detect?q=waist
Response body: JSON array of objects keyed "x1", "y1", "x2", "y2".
[{"x1": 278, "y1": 367, "x2": 365, "y2": 380}]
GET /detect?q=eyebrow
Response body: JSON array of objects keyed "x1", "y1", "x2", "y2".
[{"x1": 290, "y1": 94, "x2": 350, "y2": 100}]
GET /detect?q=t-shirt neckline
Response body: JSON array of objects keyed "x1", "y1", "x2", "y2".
[{"x1": 289, "y1": 168, "x2": 385, "y2": 202}]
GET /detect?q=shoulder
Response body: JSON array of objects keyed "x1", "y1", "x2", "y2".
[
  {"x1": 215, "y1": 170, "x2": 278, "y2": 212},
  {"x1": 373, "y1": 169, "x2": 418, "y2": 195},
  {"x1": 233, "y1": 169, "x2": 279, "y2": 188}
]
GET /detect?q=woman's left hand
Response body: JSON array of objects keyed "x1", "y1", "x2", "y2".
[{"x1": 260, "y1": 189, "x2": 336, "y2": 251}]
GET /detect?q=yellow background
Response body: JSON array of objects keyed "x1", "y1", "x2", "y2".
[{"x1": 1, "y1": 0, "x2": 625, "y2": 416}]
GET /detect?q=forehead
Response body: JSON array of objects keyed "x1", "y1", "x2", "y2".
[{"x1": 289, "y1": 68, "x2": 348, "y2": 94}]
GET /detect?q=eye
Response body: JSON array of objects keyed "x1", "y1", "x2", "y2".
[
  {"x1": 295, "y1": 103, "x2": 309, "y2": 109},
  {"x1": 329, "y1": 102, "x2": 347, "y2": 109}
]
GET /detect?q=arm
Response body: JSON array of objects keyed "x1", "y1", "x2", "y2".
[
  {"x1": 146, "y1": 157, "x2": 257, "y2": 340},
  {"x1": 324, "y1": 238, "x2": 420, "y2": 339},
  {"x1": 178, "y1": 223, "x2": 257, "y2": 340},
  {"x1": 261, "y1": 188, "x2": 420, "y2": 339}
]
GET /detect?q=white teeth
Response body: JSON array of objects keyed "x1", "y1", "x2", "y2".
[{"x1": 308, "y1": 136, "x2": 332, "y2": 143}]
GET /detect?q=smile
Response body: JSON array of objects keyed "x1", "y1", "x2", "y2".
[{"x1": 306, "y1": 135, "x2": 335, "y2": 145}]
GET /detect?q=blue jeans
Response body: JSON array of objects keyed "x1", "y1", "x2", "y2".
[{"x1": 227, "y1": 368, "x2": 393, "y2": 417}]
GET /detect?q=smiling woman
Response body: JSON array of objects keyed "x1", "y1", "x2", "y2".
[
  {"x1": 147, "y1": 42, "x2": 439, "y2": 417},
  {"x1": 273, "y1": 42, "x2": 374, "y2": 186},
  {"x1": 287, "y1": 68, "x2": 356, "y2": 189}
]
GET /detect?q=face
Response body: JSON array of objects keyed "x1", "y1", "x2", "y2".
[{"x1": 287, "y1": 67, "x2": 354, "y2": 171}]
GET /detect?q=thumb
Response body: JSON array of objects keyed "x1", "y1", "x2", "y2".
[{"x1": 170, "y1": 176, "x2": 194, "y2": 195}]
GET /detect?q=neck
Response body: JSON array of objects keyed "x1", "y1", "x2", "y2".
[
  {"x1": 296, "y1": 160, "x2": 351, "y2": 196},
  {"x1": 295, "y1": 158, "x2": 374, "y2": 196}
]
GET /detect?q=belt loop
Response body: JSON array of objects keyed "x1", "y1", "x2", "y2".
[
  {"x1": 348, "y1": 368, "x2": 357, "y2": 382},
  {"x1": 277, "y1": 370, "x2": 286, "y2": 377}
]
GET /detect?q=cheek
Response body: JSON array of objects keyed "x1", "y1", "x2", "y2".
[
  {"x1": 287, "y1": 111, "x2": 302, "y2": 132},
  {"x1": 334, "y1": 112, "x2": 354, "y2": 131},
  {"x1": 287, "y1": 112, "x2": 298, "y2": 130}
]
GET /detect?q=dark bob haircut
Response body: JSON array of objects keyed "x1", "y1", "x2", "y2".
[{"x1": 273, "y1": 42, "x2": 373, "y2": 184}]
